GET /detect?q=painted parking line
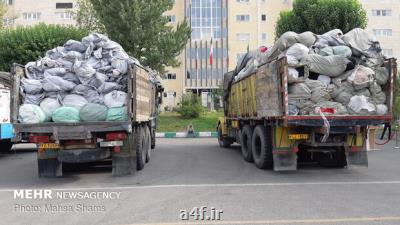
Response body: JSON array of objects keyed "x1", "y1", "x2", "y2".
[
  {"x1": 124, "y1": 217, "x2": 400, "y2": 225},
  {"x1": 1, "y1": 180, "x2": 400, "y2": 192}
]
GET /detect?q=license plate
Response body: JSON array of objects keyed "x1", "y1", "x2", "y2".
[
  {"x1": 288, "y1": 134, "x2": 309, "y2": 140},
  {"x1": 39, "y1": 143, "x2": 60, "y2": 149}
]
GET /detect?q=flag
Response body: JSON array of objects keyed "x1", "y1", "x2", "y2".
[{"x1": 209, "y1": 38, "x2": 213, "y2": 65}]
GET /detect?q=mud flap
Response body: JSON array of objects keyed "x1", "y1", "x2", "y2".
[
  {"x1": 112, "y1": 133, "x2": 136, "y2": 176},
  {"x1": 273, "y1": 151, "x2": 297, "y2": 171},
  {"x1": 38, "y1": 159, "x2": 62, "y2": 177},
  {"x1": 346, "y1": 150, "x2": 368, "y2": 167}
]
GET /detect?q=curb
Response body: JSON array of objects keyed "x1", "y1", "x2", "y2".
[{"x1": 156, "y1": 132, "x2": 218, "y2": 138}]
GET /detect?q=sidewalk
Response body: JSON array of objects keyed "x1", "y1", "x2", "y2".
[{"x1": 156, "y1": 132, "x2": 218, "y2": 138}]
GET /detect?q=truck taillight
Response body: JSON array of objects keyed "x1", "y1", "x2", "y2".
[
  {"x1": 106, "y1": 132, "x2": 127, "y2": 141},
  {"x1": 29, "y1": 135, "x2": 50, "y2": 143}
]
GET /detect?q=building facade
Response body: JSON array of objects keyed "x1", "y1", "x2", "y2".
[
  {"x1": 2, "y1": 0, "x2": 77, "y2": 27},
  {"x1": 360, "y1": 0, "x2": 400, "y2": 60},
  {"x1": 163, "y1": 0, "x2": 292, "y2": 108}
]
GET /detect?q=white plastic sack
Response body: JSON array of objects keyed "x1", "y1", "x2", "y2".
[
  {"x1": 64, "y1": 40, "x2": 87, "y2": 53},
  {"x1": 21, "y1": 78, "x2": 42, "y2": 94},
  {"x1": 347, "y1": 95, "x2": 376, "y2": 115},
  {"x1": 42, "y1": 75, "x2": 75, "y2": 92},
  {"x1": 297, "y1": 31, "x2": 316, "y2": 47},
  {"x1": 288, "y1": 68, "x2": 299, "y2": 83},
  {"x1": 376, "y1": 104, "x2": 388, "y2": 116},
  {"x1": 314, "y1": 29, "x2": 345, "y2": 48},
  {"x1": 46, "y1": 47, "x2": 65, "y2": 60},
  {"x1": 18, "y1": 104, "x2": 48, "y2": 123},
  {"x1": 24, "y1": 93, "x2": 45, "y2": 105},
  {"x1": 40, "y1": 98, "x2": 61, "y2": 118},
  {"x1": 300, "y1": 54, "x2": 350, "y2": 77},
  {"x1": 72, "y1": 85, "x2": 103, "y2": 104},
  {"x1": 317, "y1": 75, "x2": 331, "y2": 86},
  {"x1": 347, "y1": 66, "x2": 374, "y2": 90},
  {"x1": 62, "y1": 94, "x2": 88, "y2": 110},
  {"x1": 267, "y1": 31, "x2": 299, "y2": 60},
  {"x1": 305, "y1": 79, "x2": 326, "y2": 91},
  {"x1": 286, "y1": 43, "x2": 309, "y2": 67},
  {"x1": 314, "y1": 101, "x2": 348, "y2": 115},
  {"x1": 342, "y1": 28, "x2": 381, "y2": 58},
  {"x1": 319, "y1": 46, "x2": 352, "y2": 58},
  {"x1": 73, "y1": 60, "x2": 96, "y2": 82},
  {"x1": 288, "y1": 83, "x2": 311, "y2": 99},
  {"x1": 43, "y1": 67, "x2": 67, "y2": 77},
  {"x1": 104, "y1": 91, "x2": 127, "y2": 108},
  {"x1": 374, "y1": 67, "x2": 389, "y2": 85},
  {"x1": 111, "y1": 57, "x2": 129, "y2": 74}
]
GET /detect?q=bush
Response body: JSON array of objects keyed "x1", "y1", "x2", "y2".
[
  {"x1": 0, "y1": 23, "x2": 88, "y2": 71},
  {"x1": 177, "y1": 93, "x2": 204, "y2": 119}
]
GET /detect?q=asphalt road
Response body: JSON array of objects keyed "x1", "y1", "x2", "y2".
[{"x1": 1, "y1": 138, "x2": 400, "y2": 225}]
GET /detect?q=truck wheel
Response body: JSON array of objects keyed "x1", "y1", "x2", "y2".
[
  {"x1": 0, "y1": 140, "x2": 13, "y2": 152},
  {"x1": 240, "y1": 125, "x2": 253, "y2": 162},
  {"x1": 251, "y1": 125, "x2": 273, "y2": 169},
  {"x1": 144, "y1": 126, "x2": 151, "y2": 163},
  {"x1": 217, "y1": 124, "x2": 231, "y2": 148},
  {"x1": 38, "y1": 159, "x2": 62, "y2": 177},
  {"x1": 135, "y1": 126, "x2": 147, "y2": 171},
  {"x1": 151, "y1": 128, "x2": 156, "y2": 149}
]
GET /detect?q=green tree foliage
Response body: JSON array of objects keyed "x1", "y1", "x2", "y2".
[
  {"x1": 0, "y1": 3, "x2": 8, "y2": 29},
  {"x1": 275, "y1": 0, "x2": 367, "y2": 38},
  {"x1": 75, "y1": 0, "x2": 106, "y2": 33},
  {"x1": 89, "y1": 0, "x2": 191, "y2": 73},
  {"x1": 178, "y1": 93, "x2": 204, "y2": 119},
  {"x1": 0, "y1": 23, "x2": 88, "y2": 71}
]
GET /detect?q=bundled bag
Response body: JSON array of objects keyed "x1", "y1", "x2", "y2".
[
  {"x1": 347, "y1": 66, "x2": 374, "y2": 90},
  {"x1": 317, "y1": 75, "x2": 331, "y2": 86},
  {"x1": 313, "y1": 101, "x2": 348, "y2": 115},
  {"x1": 347, "y1": 95, "x2": 376, "y2": 115},
  {"x1": 311, "y1": 88, "x2": 331, "y2": 103},
  {"x1": 374, "y1": 67, "x2": 389, "y2": 85},
  {"x1": 46, "y1": 47, "x2": 65, "y2": 60},
  {"x1": 40, "y1": 98, "x2": 61, "y2": 119},
  {"x1": 288, "y1": 105, "x2": 299, "y2": 115},
  {"x1": 52, "y1": 107, "x2": 80, "y2": 123},
  {"x1": 42, "y1": 75, "x2": 76, "y2": 92},
  {"x1": 18, "y1": 104, "x2": 48, "y2": 123},
  {"x1": 62, "y1": 94, "x2": 88, "y2": 110},
  {"x1": 300, "y1": 54, "x2": 350, "y2": 77},
  {"x1": 21, "y1": 78, "x2": 42, "y2": 94},
  {"x1": 104, "y1": 91, "x2": 127, "y2": 108},
  {"x1": 62, "y1": 72, "x2": 81, "y2": 84},
  {"x1": 23, "y1": 93, "x2": 45, "y2": 105},
  {"x1": 318, "y1": 46, "x2": 352, "y2": 58},
  {"x1": 369, "y1": 82, "x2": 386, "y2": 104},
  {"x1": 288, "y1": 83, "x2": 311, "y2": 100},
  {"x1": 376, "y1": 104, "x2": 388, "y2": 115},
  {"x1": 111, "y1": 57, "x2": 129, "y2": 74},
  {"x1": 64, "y1": 40, "x2": 88, "y2": 53},
  {"x1": 107, "y1": 107, "x2": 128, "y2": 121},
  {"x1": 314, "y1": 29, "x2": 345, "y2": 48},
  {"x1": 73, "y1": 60, "x2": 96, "y2": 83},
  {"x1": 297, "y1": 31, "x2": 316, "y2": 47},
  {"x1": 72, "y1": 85, "x2": 103, "y2": 104},
  {"x1": 80, "y1": 103, "x2": 108, "y2": 121},
  {"x1": 267, "y1": 31, "x2": 299, "y2": 60},
  {"x1": 286, "y1": 43, "x2": 309, "y2": 67},
  {"x1": 43, "y1": 67, "x2": 67, "y2": 77},
  {"x1": 342, "y1": 28, "x2": 382, "y2": 58},
  {"x1": 288, "y1": 68, "x2": 300, "y2": 83}
]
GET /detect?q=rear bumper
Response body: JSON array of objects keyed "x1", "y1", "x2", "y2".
[
  {"x1": 284, "y1": 115, "x2": 391, "y2": 127},
  {"x1": 58, "y1": 148, "x2": 111, "y2": 163}
]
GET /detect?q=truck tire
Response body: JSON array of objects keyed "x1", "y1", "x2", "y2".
[
  {"x1": 151, "y1": 128, "x2": 156, "y2": 149},
  {"x1": 135, "y1": 126, "x2": 147, "y2": 171},
  {"x1": 144, "y1": 125, "x2": 151, "y2": 163},
  {"x1": 217, "y1": 124, "x2": 231, "y2": 148},
  {"x1": 0, "y1": 139, "x2": 13, "y2": 152},
  {"x1": 251, "y1": 125, "x2": 273, "y2": 169},
  {"x1": 240, "y1": 125, "x2": 253, "y2": 162}
]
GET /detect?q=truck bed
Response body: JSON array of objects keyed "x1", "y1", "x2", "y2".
[{"x1": 226, "y1": 57, "x2": 397, "y2": 126}]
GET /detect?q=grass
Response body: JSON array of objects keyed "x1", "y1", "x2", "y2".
[{"x1": 156, "y1": 111, "x2": 223, "y2": 132}]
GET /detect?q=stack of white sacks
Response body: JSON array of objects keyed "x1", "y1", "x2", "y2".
[
  {"x1": 18, "y1": 33, "x2": 139, "y2": 123},
  {"x1": 271, "y1": 28, "x2": 390, "y2": 116}
]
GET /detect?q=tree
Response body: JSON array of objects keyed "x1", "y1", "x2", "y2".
[
  {"x1": 177, "y1": 93, "x2": 204, "y2": 119},
  {"x1": 0, "y1": 3, "x2": 7, "y2": 29},
  {"x1": 275, "y1": 0, "x2": 367, "y2": 38},
  {"x1": 74, "y1": 0, "x2": 106, "y2": 33},
  {"x1": 89, "y1": 0, "x2": 191, "y2": 73},
  {"x1": 0, "y1": 23, "x2": 88, "y2": 71}
]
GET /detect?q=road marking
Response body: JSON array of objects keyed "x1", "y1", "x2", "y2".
[
  {"x1": 124, "y1": 217, "x2": 400, "y2": 225},
  {"x1": 1, "y1": 180, "x2": 400, "y2": 192}
]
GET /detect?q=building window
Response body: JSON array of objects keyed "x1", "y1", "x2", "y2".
[
  {"x1": 167, "y1": 15, "x2": 176, "y2": 23},
  {"x1": 56, "y1": 3, "x2": 73, "y2": 9},
  {"x1": 382, "y1": 49, "x2": 393, "y2": 57},
  {"x1": 261, "y1": 33, "x2": 267, "y2": 41},
  {"x1": 236, "y1": 14, "x2": 250, "y2": 22},
  {"x1": 23, "y1": 12, "x2": 41, "y2": 21},
  {"x1": 373, "y1": 29, "x2": 392, "y2": 37},
  {"x1": 372, "y1": 9, "x2": 392, "y2": 16},
  {"x1": 55, "y1": 12, "x2": 74, "y2": 20},
  {"x1": 261, "y1": 14, "x2": 266, "y2": 21},
  {"x1": 236, "y1": 0, "x2": 250, "y2": 3},
  {"x1": 236, "y1": 33, "x2": 250, "y2": 41},
  {"x1": 165, "y1": 73, "x2": 177, "y2": 80}
]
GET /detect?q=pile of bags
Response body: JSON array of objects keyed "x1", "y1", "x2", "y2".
[
  {"x1": 265, "y1": 28, "x2": 390, "y2": 116},
  {"x1": 18, "y1": 33, "x2": 139, "y2": 124}
]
